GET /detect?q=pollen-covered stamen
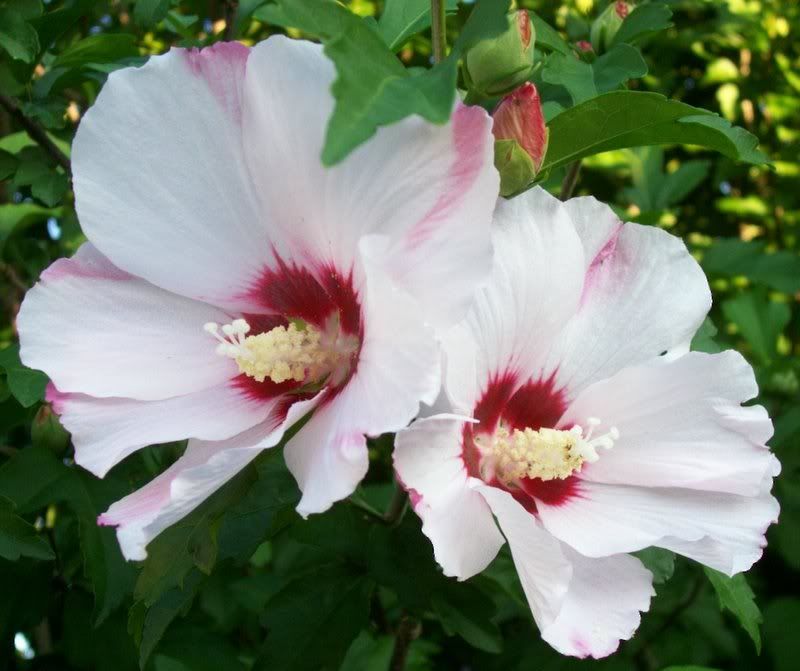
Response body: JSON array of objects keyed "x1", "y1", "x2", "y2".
[
  {"x1": 475, "y1": 418, "x2": 618, "y2": 483},
  {"x1": 205, "y1": 319, "x2": 337, "y2": 385}
]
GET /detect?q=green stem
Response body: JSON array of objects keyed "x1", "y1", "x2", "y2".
[
  {"x1": 389, "y1": 615, "x2": 421, "y2": 671},
  {"x1": 559, "y1": 160, "x2": 582, "y2": 200},
  {"x1": 383, "y1": 482, "x2": 408, "y2": 526},
  {"x1": 431, "y1": 0, "x2": 447, "y2": 64}
]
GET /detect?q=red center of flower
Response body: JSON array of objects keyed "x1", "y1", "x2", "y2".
[
  {"x1": 462, "y1": 371, "x2": 581, "y2": 512},
  {"x1": 232, "y1": 254, "x2": 363, "y2": 404}
]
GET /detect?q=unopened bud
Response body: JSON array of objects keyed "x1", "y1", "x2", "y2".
[
  {"x1": 32, "y1": 404, "x2": 70, "y2": 456},
  {"x1": 463, "y1": 10, "x2": 535, "y2": 98},
  {"x1": 590, "y1": 1, "x2": 632, "y2": 53},
  {"x1": 492, "y1": 83, "x2": 548, "y2": 197}
]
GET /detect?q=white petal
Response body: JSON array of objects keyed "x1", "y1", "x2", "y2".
[
  {"x1": 562, "y1": 350, "x2": 777, "y2": 496},
  {"x1": 544, "y1": 196, "x2": 711, "y2": 396},
  {"x1": 539, "y1": 547, "x2": 654, "y2": 659},
  {"x1": 455, "y1": 188, "x2": 585, "y2": 387},
  {"x1": 101, "y1": 395, "x2": 319, "y2": 560},
  {"x1": 286, "y1": 248, "x2": 442, "y2": 515},
  {"x1": 394, "y1": 416, "x2": 505, "y2": 578},
  {"x1": 536, "y1": 477, "x2": 779, "y2": 575},
  {"x1": 72, "y1": 43, "x2": 271, "y2": 311},
  {"x1": 473, "y1": 483, "x2": 571, "y2": 629},
  {"x1": 18, "y1": 244, "x2": 235, "y2": 400},
  {"x1": 49, "y1": 381, "x2": 279, "y2": 477},
  {"x1": 242, "y1": 37, "x2": 498, "y2": 329}
]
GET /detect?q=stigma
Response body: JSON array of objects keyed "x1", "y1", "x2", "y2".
[
  {"x1": 205, "y1": 319, "x2": 334, "y2": 384},
  {"x1": 476, "y1": 417, "x2": 618, "y2": 483}
]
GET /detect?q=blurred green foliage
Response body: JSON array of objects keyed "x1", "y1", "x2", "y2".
[{"x1": 0, "y1": 1, "x2": 798, "y2": 670}]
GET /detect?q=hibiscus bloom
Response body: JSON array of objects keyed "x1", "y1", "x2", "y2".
[
  {"x1": 394, "y1": 187, "x2": 780, "y2": 658},
  {"x1": 17, "y1": 37, "x2": 499, "y2": 560}
]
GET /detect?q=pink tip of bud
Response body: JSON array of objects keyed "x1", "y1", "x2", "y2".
[
  {"x1": 492, "y1": 83, "x2": 548, "y2": 172},
  {"x1": 615, "y1": 1, "x2": 631, "y2": 19},
  {"x1": 576, "y1": 40, "x2": 594, "y2": 53},
  {"x1": 517, "y1": 9, "x2": 532, "y2": 49}
]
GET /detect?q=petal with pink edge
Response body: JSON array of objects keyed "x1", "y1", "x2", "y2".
[
  {"x1": 562, "y1": 350, "x2": 777, "y2": 496},
  {"x1": 49, "y1": 380, "x2": 280, "y2": 478},
  {"x1": 71, "y1": 42, "x2": 272, "y2": 311},
  {"x1": 394, "y1": 416, "x2": 505, "y2": 578},
  {"x1": 242, "y1": 37, "x2": 498, "y2": 329},
  {"x1": 544, "y1": 195, "x2": 711, "y2": 397},
  {"x1": 100, "y1": 395, "x2": 319, "y2": 560},
  {"x1": 536, "y1": 476, "x2": 779, "y2": 575},
  {"x1": 17, "y1": 244, "x2": 236, "y2": 400}
]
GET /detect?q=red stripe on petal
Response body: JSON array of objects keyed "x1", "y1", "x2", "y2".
[
  {"x1": 243, "y1": 255, "x2": 362, "y2": 337},
  {"x1": 580, "y1": 222, "x2": 623, "y2": 305},
  {"x1": 183, "y1": 42, "x2": 249, "y2": 121},
  {"x1": 406, "y1": 104, "x2": 490, "y2": 248},
  {"x1": 503, "y1": 374, "x2": 567, "y2": 432},
  {"x1": 519, "y1": 475, "x2": 582, "y2": 507}
]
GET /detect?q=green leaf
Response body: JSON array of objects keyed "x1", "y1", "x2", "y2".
[
  {"x1": 0, "y1": 7, "x2": 40, "y2": 62},
  {"x1": 131, "y1": 571, "x2": 203, "y2": 669},
  {"x1": 703, "y1": 239, "x2": 800, "y2": 294},
  {"x1": 763, "y1": 598, "x2": 800, "y2": 671},
  {"x1": 133, "y1": 0, "x2": 173, "y2": 26},
  {"x1": 529, "y1": 12, "x2": 571, "y2": 55},
  {"x1": 691, "y1": 318, "x2": 722, "y2": 354},
  {"x1": 51, "y1": 33, "x2": 139, "y2": 70},
  {"x1": 543, "y1": 43, "x2": 646, "y2": 105},
  {"x1": 271, "y1": 0, "x2": 510, "y2": 165},
  {"x1": 377, "y1": 0, "x2": 458, "y2": 51},
  {"x1": 612, "y1": 2, "x2": 673, "y2": 47},
  {"x1": 704, "y1": 567, "x2": 762, "y2": 652},
  {"x1": 0, "y1": 495, "x2": 54, "y2": 560},
  {"x1": 541, "y1": 91, "x2": 768, "y2": 173},
  {"x1": 721, "y1": 289, "x2": 791, "y2": 363},
  {"x1": 254, "y1": 565, "x2": 373, "y2": 671},
  {"x1": 0, "y1": 447, "x2": 136, "y2": 624},
  {"x1": 0, "y1": 202, "x2": 61, "y2": 253},
  {"x1": 431, "y1": 584, "x2": 503, "y2": 653},
  {"x1": 0, "y1": 344, "x2": 48, "y2": 408},
  {"x1": 633, "y1": 547, "x2": 675, "y2": 585},
  {"x1": 0, "y1": 149, "x2": 18, "y2": 180}
]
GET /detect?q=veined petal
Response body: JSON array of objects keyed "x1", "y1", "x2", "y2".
[
  {"x1": 563, "y1": 350, "x2": 777, "y2": 496},
  {"x1": 539, "y1": 547, "x2": 654, "y2": 659},
  {"x1": 48, "y1": 380, "x2": 280, "y2": 478},
  {"x1": 536, "y1": 476, "x2": 779, "y2": 575},
  {"x1": 287, "y1": 247, "x2": 442, "y2": 515},
  {"x1": 473, "y1": 483, "x2": 571, "y2": 629},
  {"x1": 447, "y1": 188, "x2": 585, "y2": 405},
  {"x1": 242, "y1": 37, "x2": 498, "y2": 329},
  {"x1": 543, "y1": 196, "x2": 711, "y2": 397},
  {"x1": 100, "y1": 394, "x2": 319, "y2": 561},
  {"x1": 394, "y1": 416, "x2": 505, "y2": 578},
  {"x1": 72, "y1": 42, "x2": 272, "y2": 311},
  {"x1": 18, "y1": 244, "x2": 236, "y2": 400}
]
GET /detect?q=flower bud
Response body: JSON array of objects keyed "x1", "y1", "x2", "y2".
[
  {"x1": 590, "y1": 1, "x2": 632, "y2": 53},
  {"x1": 463, "y1": 10, "x2": 535, "y2": 98},
  {"x1": 492, "y1": 83, "x2": 548, "y2": 197},
  {"x1": 31, "y1": 404, "x2": 70, "y2": 456}
]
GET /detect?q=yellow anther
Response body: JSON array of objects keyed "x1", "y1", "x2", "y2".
[
  {"x1": 478, "y1": 420, "x2": 618, "y2": 483},
  {"x1": 236, "y1": 323, "x2": 331, "y2": 384},
  {"x1": 206, "y1": 319, "x2": 335, "y2": 385}
]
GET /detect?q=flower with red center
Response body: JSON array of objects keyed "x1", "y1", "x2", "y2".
[
  {"x1": 17, "y1": 37, "x2": 499, "y2": 560},
  {"x1": 394, "y1": 187, "x2": 780, "y2": 658}
]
